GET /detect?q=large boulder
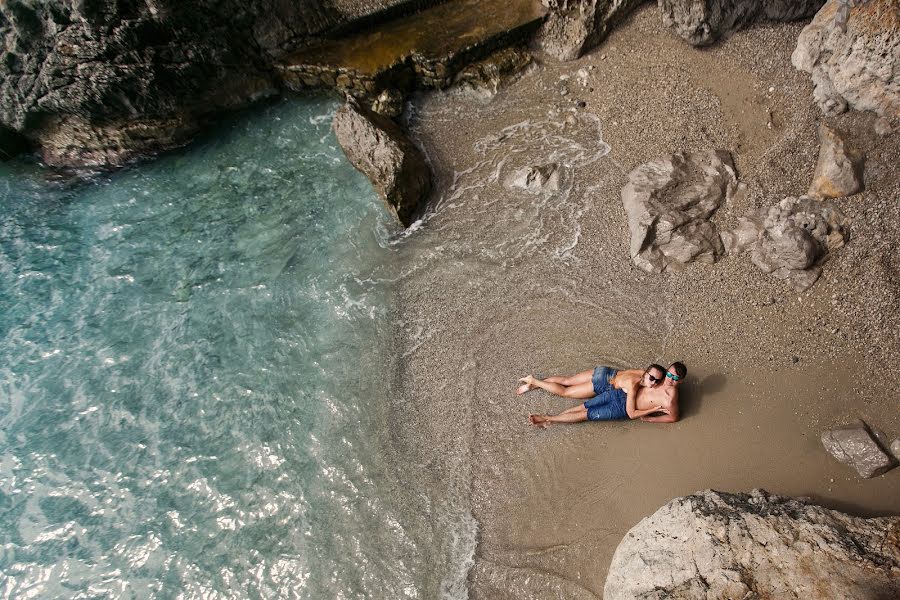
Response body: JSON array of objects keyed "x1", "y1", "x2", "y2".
[
  {"x1": 808, "y1": 122, "x2": 864, "y2": 199},
  {"x1": 537, "y1": 0, "x2": 645, "y2": 61},
  {"x1": 659, "y1": 0, "x2": 825, "y2": 46},
  {"x1": 721, "y1": 195, "x2": 849, "y2": 291},
  {"x1": 822, "y1": 420, "x2": 897, "y2": 478},
  {"x1": 332, "y1": 98, "x2": 432, "y2": 226},
  {"x1": 604, "y1": 489, "x2": 900, "y2": 600},
  {"x1": 621, "y1": 149, "x2": 738, "y2": 273},
  {"x1": 792, "y1": 0, "x2": 900, "y2": 118}
]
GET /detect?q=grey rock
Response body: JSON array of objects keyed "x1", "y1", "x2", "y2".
[
  {"x1": 892, "y1": 438, "x2": 900, "y2": 461},
  {"x1": 659, "y1": 0, "x2": 825, "y2": 46},
  {"x1": 874, "y1": 116, "x2": 893, "y2": 136},
  {"x1": 604, "y1": 489, "x2": 900, "y2": 600},
  {"x1": 454, "y1": 47, "x2": 533, "y2": 96},
  {"x1": 822, "y1": 420, "x2": 898, "y2": 478},
  {"x1": 537, "y1": 0, "x2": 645, "y2": 61},
  {"x1": 503, "y1": 163, "x2": 561, "y2": 194},
  {"x1": 371, "y1": 88, "x2": 406, "y2": 118},
  {"x1": 722, "y1": 196, "x2": 849, "y2": 291},
  {"x1": 332, "y1": 98, "x2": 431, "y2": 227},
  {"x1": 809, "y1": 124, "x2": 864, "y2": 198},
  {"x1": 792, "y1": 0, "x2": 900, "y2": 119},
  {"x1": 621, "y1": 150, "x2": 737, "y2": 273}
]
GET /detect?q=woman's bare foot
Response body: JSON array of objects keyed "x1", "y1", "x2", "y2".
[
  {"x1": 517, "y1": 375, "x2": 535, "y2": 395},
  {"x1": 529, "y1": 414, "x2": 551, "y2": 428}
]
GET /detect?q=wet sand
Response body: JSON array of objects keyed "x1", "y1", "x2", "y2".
[{"x1": 389, "y1": 5, "x2": 900, "y2": 597}]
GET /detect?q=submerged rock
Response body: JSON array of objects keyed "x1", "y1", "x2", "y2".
[
  {"x1": 332, "y1": 98, "x2": 431, "y2": 227},
  {"x1": 808, "y1": 123, "x2": 865, "y2": 199},
  {"x1": 503, "y1": 163, "x2": 561, "y2": 194},
  {"x1": 721, "y1": 196, "x2": 849, "y2": 291},
  {"x1": 659, "y1": 0, "x2": 825, "y2": 46},
  {"x1": 822, "y1": 420, "x2": 898, "y2": 478},
  {"x1": 604, "y1": 489, "x2": 900, "y2": 600},
  {"x1": 792, "y1": 0, "x2": 900, "y2": 118},
  {"x1": 622, "y1": 150, "x2": 737, "y2": 273},
  {"x1": 537, "y1": 0, "x2": 645, "y2": 61}
]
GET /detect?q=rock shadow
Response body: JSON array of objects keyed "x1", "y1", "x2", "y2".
[{"x1": 679, "y1": 372, "x2": 726, "y2": 420}]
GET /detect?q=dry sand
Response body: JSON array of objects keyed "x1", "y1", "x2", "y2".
[{"x1": 386, "y1": 5, "x2": 900, "y2": 597}]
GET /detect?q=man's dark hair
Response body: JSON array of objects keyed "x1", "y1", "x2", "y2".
[
  {"x1": 647, "y1": 363, "x2": 665, "y2": 375},
  {"x1": 668, "y1": 362, "x2": 687, "y2": 378}
]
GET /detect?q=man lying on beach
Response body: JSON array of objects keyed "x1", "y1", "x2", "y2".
[{"x1": 519, "y1": 362, "x2": 686, "y2": 427}]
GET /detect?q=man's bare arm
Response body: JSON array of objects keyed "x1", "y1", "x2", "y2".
[
  {"x1": 641, "y1": 402, "x2": 679, "y2": 423},
  {"x1": 625, "y1": 382, "x2": 661, "y2": 419}
]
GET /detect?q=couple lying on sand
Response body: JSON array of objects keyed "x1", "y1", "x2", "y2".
[{"x1": 518, "y1": 362, "x2": 686, "y2": 427}]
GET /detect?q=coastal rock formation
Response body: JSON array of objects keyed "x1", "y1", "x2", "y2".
[
  {"x1": 604, "y1": 489, "x2": 900, "y2": 600},
  {"x1": 822, "y1": 420, "x2": 898, "y2": 478},
  {"x1": 0, "y1": 0, "x2": 447, "y2": 166},
  {"x1": 792, "y1": 0, "x2": 900, "y2": 118},
  {"x1": 537, "y1": 0, "x2": 645, "y2": 61},
  {"x1": 503, "y1": 163, "x2": 561, "y2": 194},
  {"x1": 659, "y1": 0, "x2": 825, "y2": 46},
  {"x1": 332, "y1": 98, "x2": 431, "y2": 226},
  {"x1": 621, "y1": 150, "x2": 737, "y2": 273},
  {"x1": 721, "y1": 196, "x2": 849, "y2": 291},
  {"x1": 808, "y1": 123, "x2": 864, "y2": 198}
]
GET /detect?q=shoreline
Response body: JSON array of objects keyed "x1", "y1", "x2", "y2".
[{"x1": 390, "y1": 4, "x2": 900, "y2": 596}]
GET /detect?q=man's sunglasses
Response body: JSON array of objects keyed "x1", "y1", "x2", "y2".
[{"x1": 666, "y1": 372, "x2": 681, "y2": 381}]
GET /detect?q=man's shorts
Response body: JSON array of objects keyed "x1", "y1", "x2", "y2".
[{"x1": 586, "y1": 366, "x2": 628, "y2": 421}]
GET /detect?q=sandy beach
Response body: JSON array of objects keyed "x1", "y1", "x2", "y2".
[{"x1": 385, "y1": 5, "x2": 900, "y2": 597}]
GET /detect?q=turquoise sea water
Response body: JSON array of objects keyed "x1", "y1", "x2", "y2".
[{"x1": 0, "y1": 98, "x2": 467, "y2": 598}]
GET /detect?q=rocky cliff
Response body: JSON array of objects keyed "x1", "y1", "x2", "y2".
[{"x1": 0, "y1": 0, "x2": 445, "y2": 166}]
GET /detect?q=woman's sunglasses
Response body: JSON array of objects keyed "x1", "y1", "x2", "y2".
[{"x1": 647, "y1": 373, "x2": 663, "y2": 383}]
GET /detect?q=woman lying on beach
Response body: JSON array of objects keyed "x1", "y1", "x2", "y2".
[{"x1": 519, "y1": 362, "x2": 685, "y2": 427}]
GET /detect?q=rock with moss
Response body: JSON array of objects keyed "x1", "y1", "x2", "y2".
[{"x1": 605, "y1": 489, "x2": 900, "y2": 600}]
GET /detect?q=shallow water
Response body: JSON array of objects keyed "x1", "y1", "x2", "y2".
[{"x1": 0, "y1": 98, "x2": 474, "y2": 599}]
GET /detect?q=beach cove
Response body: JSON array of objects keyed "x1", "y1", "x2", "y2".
[{"x1": 1, "y1": 0, "x2": 899, "y2": 597}]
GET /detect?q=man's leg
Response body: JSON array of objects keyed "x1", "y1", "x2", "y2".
[
  {"x1": 517, "y1": 368, "x2": 594, "y2": 395},
  {"x1": 519, "y1": 374, "x2": 595, "y2": 399},
  {"x1": 529, "y1": 406, "x2": 589, "y2": 428}
]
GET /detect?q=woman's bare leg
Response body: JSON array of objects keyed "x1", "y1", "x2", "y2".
[
  {"x1": 518, "y1": 375, "x2": 595, "y2": 399},
  {"x1": 517, "y1": 368, "x2": 594, "y2": 395}
]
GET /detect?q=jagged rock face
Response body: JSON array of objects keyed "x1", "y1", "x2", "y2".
[
  {"x1": 659, "y1": 0, "x2": 825, "y2": 46},
  {"x1": 822, "y1": 420, "x2": 898, "y2": 478},
  {"x1": 604, "y1": 489, "x2": 900, "y2": 600},
  {"x1": 721, "y1": 196, "x2": 849, "y2": 291},
  {"x1": 503, "y1": 163, "x2": 561, "y2": 194},
  {"x1": 0, "y1": 0, "x2": 433, "y2": 166},
  {"x1": 537, "y1": 0, "x2": 645, "y2": 61},
  {"x1": 621, "y1": 150, "x2": 737, "y2": 273},
  {"x1": 792, "y1": 0, "x2": 900, "y2": 118},
  {"x1": 332, "y1": 98, "x2": 431, "y2": 226},
  {"x1": 808, "y1": 122, "x2": 864, "y2": 199}
]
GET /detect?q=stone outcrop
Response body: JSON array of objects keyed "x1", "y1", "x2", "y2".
[
  {"x1": 822, "y1": 420, "x2": 898, "y2": 478},
  {"x1": 537, "y1": 0, "x2": 645, "y2": 61},
  {"x1": 659, "y1": 0, "x2": 825, "y2": 46},
  {"x1": 792, "y1": 0, "x2": 900, "y2": 118},
  {"x1": 621, "y1": 150, "x2": 738, "y2": 273},
  {"x1": 332, "y1": 98, "x2": 431, "y2": 226},
  {"x1": 0, "y1": 0, "x2": 448, "y2": 166},
  {"x1": 453, "y1": 47, "x2": 534, "y2": 97},
  {"x1": 721, "y1": 195, "x2": 849, "y2": 291},
  {"x1": 808, "y1": 123, "x2": 865, "y2": 199},
  {"x1": 892, "y1": 438, "x2": 900, "y2": 461},
  {"x1": 604, "y1": 489, "x2": 900, "y2": 600}
]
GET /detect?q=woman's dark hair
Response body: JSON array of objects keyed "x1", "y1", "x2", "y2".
[
  {"x1": 668, "y1": 362, "x2": 687, "y2": 378},
  {"x1": 646, "y1": 363, "x2": 665, "y2": 375}
]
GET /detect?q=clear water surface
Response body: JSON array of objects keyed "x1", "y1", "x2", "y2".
[{"x1": 0, "y1": 97, "x2": 467, "y2": 598}]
